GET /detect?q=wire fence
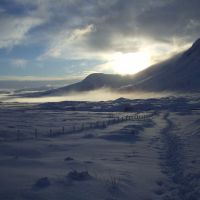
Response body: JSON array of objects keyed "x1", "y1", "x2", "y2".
[{"x1": 0, "y1": 113, "x2": 155, "y2": 142}]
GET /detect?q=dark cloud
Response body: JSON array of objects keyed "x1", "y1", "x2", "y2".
[
  {"x1": 136, "y1": 0, "x2": 200, "y2": 42},
  {"x1": 0, "y1": 0, "x2": 200, "y2": 78},
  {"x1": 84, "y1": 0, "x2": 200, "y2": 51},
  {"x1": 2, "y1": 0, "x2": 199, "y2": 52}
]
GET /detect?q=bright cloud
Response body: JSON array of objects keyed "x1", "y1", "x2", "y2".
[
  {"x1": 0, "y1": 15, "x2": 44, "y2": 49},
  {"x1": 0, "y1": 0, "x2": 200, "y2": 80},
  {"x1": 41, "y1": 24, "x2": 96, "y2": 59}
]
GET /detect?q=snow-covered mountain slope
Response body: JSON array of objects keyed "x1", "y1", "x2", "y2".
[
  {"x1": 23, "y1": 38, "x2": 200, "y2": 97},
  {"x1": 40, "y1": 73, "x2": 132, "y2": 95},
  {"x1": 125, "y1": 38, "x2": 200, "y2": 92},
  {"x1": 26, "y1": 73, "x2": 137, "y2": 97}
]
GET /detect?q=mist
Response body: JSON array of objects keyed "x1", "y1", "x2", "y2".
[{"x1": 2, "y1": 88, "x2": 175, "y2": 103}]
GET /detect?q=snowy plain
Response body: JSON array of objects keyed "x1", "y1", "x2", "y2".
[{"x1": 0, "y1": 94, "x2": 200, "y2": 200}]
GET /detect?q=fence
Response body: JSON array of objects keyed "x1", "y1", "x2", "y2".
[{"x1": 1, "y1": 113, "x2": 155, "y2": 142}]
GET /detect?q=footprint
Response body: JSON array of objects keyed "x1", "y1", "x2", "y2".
[
  {"x1": 84, "y1": 161, "x2": 93, "y2": 164},
  {"x1": 161, "y1": 169, "x2": 169, "y2": 175},
  {"x1": 154, "y1": 188, "x2": 165, "y2": 195},
  {"x1": 156, "y1": 180, "x2": 163, "y2": 186}
]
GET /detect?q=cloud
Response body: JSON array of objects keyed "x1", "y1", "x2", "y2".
[
  {"x1": 0, "y1": 0, "x2": 200, "y2": 78},
  {"x1": 11, "y1": 58, "x2": 28, "y2": 68},
  {"x1": 2, "y1": 0, "x2": 200, "y2": 53},
  {"x1": 1, "y1": 0, "x2": 200, "y2": 53},
  {"x1": 40, "y1": 24, "x2": 96, "y2": 60},
  {"x1": 0, "y1": 14, "x2": 44, "y2": 49},
  {"x1": 0, "y1": 75, "x2": 82, "y2": 81},
  {"x1": 136, "y1": 0, "x2": 200, "y2": 41},
  {"x1": 33, "y1": 0, "x2": 199, "y2": 61}
]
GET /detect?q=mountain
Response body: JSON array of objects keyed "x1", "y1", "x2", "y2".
[
  {"x1": 123, "y1": 38, "x2": 200, "y2": 92},
  {"x1": 25, "y1": 39, "x2": 200, "y2": 97},
  {"x1": 32, "y1": 73, "x2": 133, "y2": 96}
]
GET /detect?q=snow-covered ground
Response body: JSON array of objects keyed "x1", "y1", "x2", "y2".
[{"x1": 0, "y1": 95, "x2": 200, "y2": 200}]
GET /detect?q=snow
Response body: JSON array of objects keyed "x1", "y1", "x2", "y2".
[{"x1": 0, "y1": 95, "x2": 200, "y2": 200}]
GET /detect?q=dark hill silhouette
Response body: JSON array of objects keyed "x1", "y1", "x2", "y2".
[{"x1": 34, "y1": 73, "x2": 134, "y2": 96}]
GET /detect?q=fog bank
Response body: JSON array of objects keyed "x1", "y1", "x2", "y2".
[{"x1": 2, "y1": 89, "x2": 175, "y2": 103}]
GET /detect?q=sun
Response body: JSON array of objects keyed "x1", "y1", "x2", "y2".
[{"x1": 112, "y1": 52, "x2": 151, "y2": 75}]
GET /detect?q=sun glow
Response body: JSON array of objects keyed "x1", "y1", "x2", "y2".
[{"x1": 112, "y1": 52, "x2": 151, "y2": 75}]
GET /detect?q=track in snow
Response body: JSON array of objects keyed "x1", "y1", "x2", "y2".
[{"x1": 159, "y1": 113, "x2": 200, "y2": 200}]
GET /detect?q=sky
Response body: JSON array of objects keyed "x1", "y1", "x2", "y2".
[{"x1": 0, "y1": 0, "x2": 200, "y2": 81}]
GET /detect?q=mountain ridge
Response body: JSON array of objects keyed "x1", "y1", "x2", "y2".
[{"x1": 24, "y1": 38, "x2": 200, "y2": 97}]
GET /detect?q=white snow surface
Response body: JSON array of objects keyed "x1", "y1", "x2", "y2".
[{"x1": 0, "y1": 95, "x2": 200, "y2": 200}]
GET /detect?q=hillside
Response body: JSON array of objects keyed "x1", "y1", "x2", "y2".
[
  {"x1": 125, "y1": 39, "x2": 200, "y2": 92},
  {"x1": 22, "y1": 39, "x2": 200, "y2": 97}
]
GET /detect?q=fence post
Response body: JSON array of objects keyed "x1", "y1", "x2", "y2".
[
  {"x1": 73, "y1": 125, "x2": 75, "y2": 132},
  {"x1": 50, "y1": 129, "x2": 52, "y2": 137},
  {"x1": 17, "y1": 129, "x2": 20, "y2": 141},
  {"x1": 35, "y1": 128, "x2": 38, "y2": 139},
  {"x1": 81, "y1": 123, "x2": 84, "y2": 131},
  {"x1": 90, "y1": 123, "x2": 93, "y2": 129}
]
